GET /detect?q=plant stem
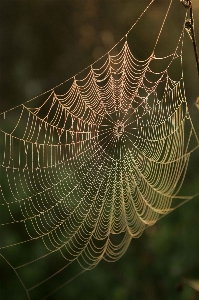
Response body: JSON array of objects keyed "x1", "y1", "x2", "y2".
[
  {"x1": 181, "y1": 1, "x2": 199, "y2": 78},
  {"x1": 189, "y1": 2, "x2": 199, "y2": 78}
]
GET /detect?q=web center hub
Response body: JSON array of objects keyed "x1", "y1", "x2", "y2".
[{"x1": 114, "y1": 121, "x2": 124, "y2": 139}]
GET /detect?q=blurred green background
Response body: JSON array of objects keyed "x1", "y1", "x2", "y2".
[{"x1": 0, "y1": 1, "x2": 199, "y2": 299}]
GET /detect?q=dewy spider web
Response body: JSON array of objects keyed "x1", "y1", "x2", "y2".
[{"x1": 0, "y1": 0, "x2": 199, "y2": 299}]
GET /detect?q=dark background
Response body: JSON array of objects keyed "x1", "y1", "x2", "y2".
[{"x1": 0, "y1": 1, "x2": 199, "y2": 299}]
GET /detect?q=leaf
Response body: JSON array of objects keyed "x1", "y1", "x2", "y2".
[{"x1": 183, "y1": 278, "x2": 199, "y2": 292}]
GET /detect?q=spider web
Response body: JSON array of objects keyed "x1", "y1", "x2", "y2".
[{"x1": 0, "y1": 1, "x2": 199, "y2": 299}]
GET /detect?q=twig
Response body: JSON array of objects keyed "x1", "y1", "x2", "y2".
[{"x1": 181, "y1": 0, "x2": 199, "y2": 78}]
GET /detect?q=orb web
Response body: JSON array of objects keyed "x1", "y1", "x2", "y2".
[{"x1": 0, "y1": 0, "x2": 199, "y2": 299}]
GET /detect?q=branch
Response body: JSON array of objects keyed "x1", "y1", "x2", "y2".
[{"x1": 181, "y1": 0, "x2": 199, "y2": 78}]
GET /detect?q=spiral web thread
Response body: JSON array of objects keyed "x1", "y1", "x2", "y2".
[{"x1": 0, "y1": 1, "x2": 199, "y2": 299}]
